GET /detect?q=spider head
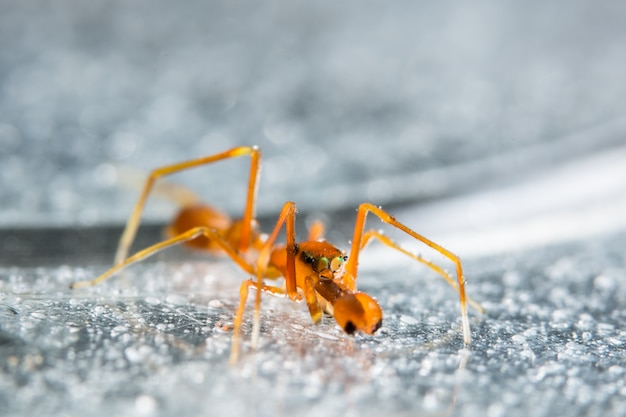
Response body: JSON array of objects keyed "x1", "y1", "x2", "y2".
[
  {"x1": 301, "y1": 246, "x2": 347, "y2": 280},
  {"x1": 333, "y1": 292, "x2": 383, "y2": 335}
]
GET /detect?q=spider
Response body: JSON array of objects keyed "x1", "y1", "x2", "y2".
[{"x1": 71, "y1": 146, "x2": 483, "y2": 363}]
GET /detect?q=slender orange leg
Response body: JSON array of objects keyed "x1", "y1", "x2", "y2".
[
  {"x1": 229, "y1": 260, "x2": 323, "y2": 364},
  {"x1": 71, "y1": 226, "x2": 256, "y2": 289},
  {"x1": 119, "y1": 165, "x2": 202, "y2": 208},
  {"x1": 230, "y1": 204, "x2": 332, "y2": 361},
  {"x1": 114, "y1": 146, "x2": 261, "y2": 265},
  {"x1": 230, "y1": 278, "x2": 290, "y2": 364},
  {"x1": 254, "y1": 202, "x2": 299, "y2": 299},
  {"x1": 230, "y1": 201, "x2": 298, "y2": 361},
  {"x1": 307, "y1": 220, "x2": 326, "y2": 241},
  {"x1": 346, "y1": 203, "x2": 472, "y2": 346},
  {"x1": 245, "y1": 202, "x2": 298, "y2": 349},
  {"x1": 359, "y1": 230, "x2": 485, "y2": 314}
]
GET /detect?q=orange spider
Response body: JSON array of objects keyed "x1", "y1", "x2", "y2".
[{"x1": 71, "y1": 146, "x2": 483, "y2": 363}]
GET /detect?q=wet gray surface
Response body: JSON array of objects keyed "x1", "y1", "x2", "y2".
[
  {"x1": 1, "y1": 232, "x2": 626, "y2": 417},
  {"x1": 1, "y1": 1, "x2": 626, "y2": 417}
]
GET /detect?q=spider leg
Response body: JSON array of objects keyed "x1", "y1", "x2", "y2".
[
  {"x1": 244, "y1": 202, "x2": 298, "y2": 350},
  {"x1": 307, "y1": 220, "x2": 326, "y2": 241},
  {"x1": 232, "y1": 204, "x2": 331, "y2": 361},
  {"x1": 118, "y1": 165, "x2": 202, "y2": 208},
  {"x1": 229, "y1": 274, "x2": 322, "y2": 365},
  {"x1": 359, "y1": 230, "x2": 485, "y2": 314},
  {"x1": 114, "y1": 146, "x2": 261, "y2": 265},
  {"x1": 346, "y1": 203, "x2": 473, "y2": 346},
  {"x1": 230, "y1": 279, "x2": 290, "y2": 364},
  {"x1": 71, "y1": 226, "x2": 255, "y2": 289}
]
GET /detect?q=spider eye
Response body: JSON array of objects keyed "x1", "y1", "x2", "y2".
[
  {"x1": 302, "y1": 252, "x2": 315, "y2": 264},
  {"x1": 315, "y1": 257, "x2": 330, "y2": 272},
  {"x1": 330, "y1": 256, "x2": 344, "y2": 272}
]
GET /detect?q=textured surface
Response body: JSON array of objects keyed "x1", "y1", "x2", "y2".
[
  {"x1": 1, "y1": 1, "x2": 626, "y2": 417},
  {"x1": 1, "y1": 232, "x2": 626, "y2": 417}
]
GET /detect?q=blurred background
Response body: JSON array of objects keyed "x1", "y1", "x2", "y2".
[
  {"x1": 2, "y1": 1, "x2": 625, "y2": 241},
  {"x1": 1, "y1": 1, "x2": 626, "y2": 416}
]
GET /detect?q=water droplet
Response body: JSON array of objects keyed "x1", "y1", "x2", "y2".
[
  {"x1": 135, "y1": 394, "x2": 158, "y2": 415},
  {"x1": 208, "y1": 299, "x2": 224, "y2": 309},
  {"x1": 400, "y1": 315, "x2": 419, "y2": 325}
]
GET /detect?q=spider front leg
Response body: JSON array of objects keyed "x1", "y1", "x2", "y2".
[
  {"x1": 346, "y1": 203, "x2": 474, "y2": 346},
  {"x1": 230, "y1": 201, "x2": 300, "y2": 362},
  {"x1": 230, "y1": 279, "x2": 287, "y2": 364},
  {"x1": 229, "y1": 273, "x2": 323, "y2": 364}
]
